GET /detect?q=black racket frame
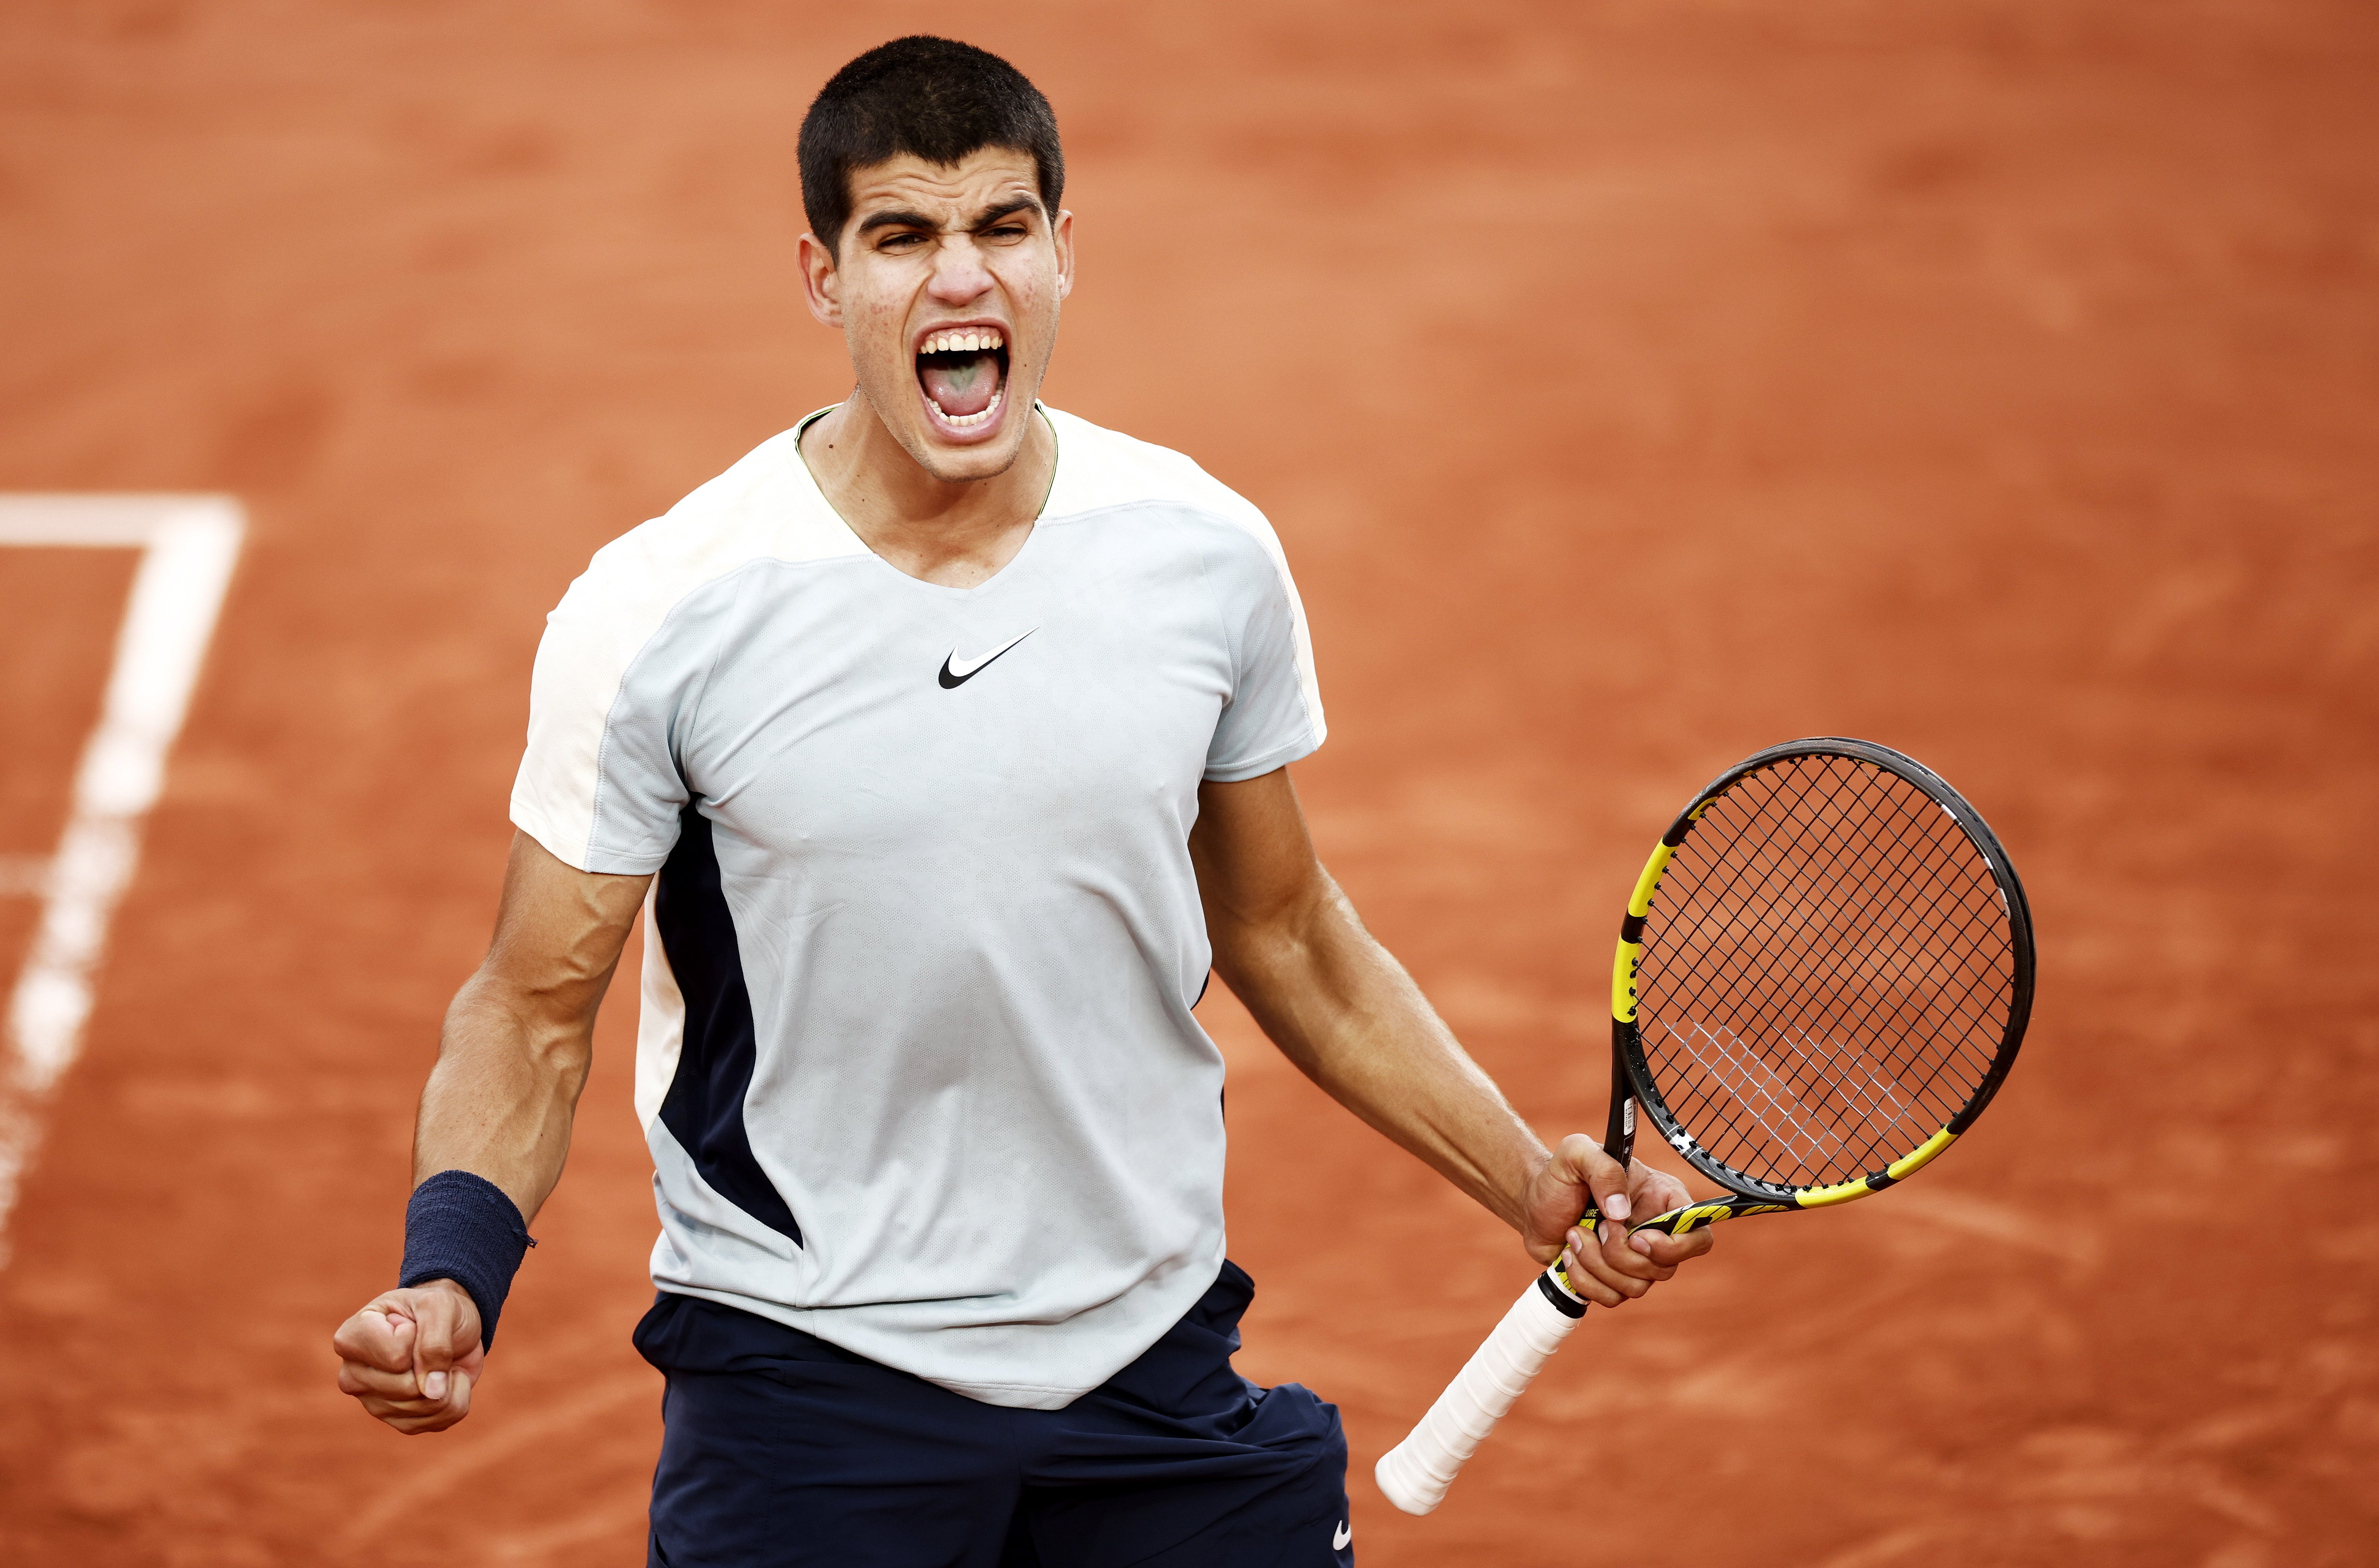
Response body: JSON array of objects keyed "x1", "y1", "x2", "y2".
[{"x1": 1595, "y1": 736, "x2": 2036, "y2": 1217}]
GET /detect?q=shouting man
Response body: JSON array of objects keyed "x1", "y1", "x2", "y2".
[{"x1": 333, "y1": 36, "x2": 1711, "y2": 1567}]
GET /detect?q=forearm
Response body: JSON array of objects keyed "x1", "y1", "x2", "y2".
[
  {"x1": 411, "y1": 970, "x2": 595, "y2": 1225},
  {"x1": 336, "y1": 836, "x2": 644, "y2": 1426},
  {"x1": 1214, "y1": 873, "x2": 1548, "y2": 1234}
]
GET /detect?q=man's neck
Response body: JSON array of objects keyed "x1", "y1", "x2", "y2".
[{"x1": 799, "y1": 392, "x2": 1054, "y2": 590}]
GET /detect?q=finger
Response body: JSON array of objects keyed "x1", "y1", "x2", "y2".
[
  {"x1": 386, "y1": 1309, "x2": 419, "y2": 1393},
  {"x1": 1564, "y1": 1225, "x2": 1652, "y2": 1302},
  {"x1": 1556, "y1": 1239, "x2": 1626, "y2": 1308},
  {"x1": 1617, "y1": 1228, "x2": 1681, "y2": 1279},
  {"x1": 1624, "y1": 1162, "x2": 1693, "y2": 1217},
  {"x1": 372, "y1": 1397, "x2": 467, "y2": 1437},
  {"x1": 1595, "y1": 1218, "x2": 1669, "y2": 1284},
  {"x1": 389, "y1": 1413, "x2": 459, "y2": 1435},
  {"x1": 358, "y1": 1368, "x2": 475, "y2": 1429},
  {"x1": 1631, "y1": 1226, "x2": 1716, "y2": 1267},
  {"x1": 340, "y1": 1359, "x2": 440, "y2": 1400},
  {"x1": 360, "y1": 1389, "x2": 445, "y2": 1421},
  {"x1": 331, "y1": 1305, "x2": 415, "y2": 1373},
  {"x1": 1584, "y1": 1197, "x2": 1669, "y2": 1281}
]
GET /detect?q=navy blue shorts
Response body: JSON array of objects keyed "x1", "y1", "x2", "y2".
[{"x1": 635, "y1": 1261, "x2": 1354, "y2": 1568}]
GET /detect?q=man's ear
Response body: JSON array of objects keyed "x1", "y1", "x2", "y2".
[
  {"x1": 798, "y1": 232, "x2": 843, "y2": 327},
  {"x1": 1052, "y1": 208, "x2": 1075, "y2": 302}
]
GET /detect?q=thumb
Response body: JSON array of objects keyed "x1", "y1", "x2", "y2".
[
  {"x1": 1558, "y1": 1134, "x2": 1632, "y2": 1233},
  {"x1": 408, "y1": 1283, "x2": 479, "y2": 1403}
]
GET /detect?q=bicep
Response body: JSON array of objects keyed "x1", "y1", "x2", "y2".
[
  {"x1": 1189, "y1": 768, "x2": 1328, "y2": 943},
  {"x1": 479, "y1": 831, "x2": 653, "y2": 1011},
  {"x1": 1190, "y1": 770, "x2": 1391, "y2": 1078}
]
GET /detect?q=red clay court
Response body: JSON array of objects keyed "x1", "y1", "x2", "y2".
[{"x1": 1, "y1": 3, "x2": 2373, "y2": 1564}]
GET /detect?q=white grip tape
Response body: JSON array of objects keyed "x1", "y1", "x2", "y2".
[{"x1": 1374, "y1": 1276, "x2": 1584, "y2": 1515}]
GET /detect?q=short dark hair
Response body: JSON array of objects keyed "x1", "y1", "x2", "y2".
[{"x1": 798, "y1": 37, "x2": 1064, "y2": 256}]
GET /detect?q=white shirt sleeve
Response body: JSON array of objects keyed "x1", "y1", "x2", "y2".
[
  {"x1": 509, "y1": 531, "x2": 697, "y2": 874},
  {"x1": 1200, "y1": 511, "x2": 1326, "y2": 782}
]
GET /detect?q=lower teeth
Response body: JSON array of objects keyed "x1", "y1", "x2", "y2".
[{"x1": 930, "y1": 389, "x2": 1003, "y2": 430}]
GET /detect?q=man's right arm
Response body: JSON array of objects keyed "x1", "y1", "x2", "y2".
[{"x1": 331, "y1": 831, "x2": 652, "y2": 1434}]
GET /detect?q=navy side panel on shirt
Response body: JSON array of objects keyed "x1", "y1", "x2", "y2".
[{"x1": 654, "y1": 806, "x2": 801, "y2": 1243}]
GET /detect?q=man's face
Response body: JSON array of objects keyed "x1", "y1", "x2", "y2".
[{"x1": 803, "y1": 147, "x2": 1073, "y2": 483}]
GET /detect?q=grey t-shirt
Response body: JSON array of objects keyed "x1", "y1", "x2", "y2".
[{"x1": 510, "y1": 406, "x2": 1324, "y2": 1408}]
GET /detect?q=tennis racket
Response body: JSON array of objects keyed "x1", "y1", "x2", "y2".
[{"x1": 1375, "y1": 737, "x2": 2035, "y2": 1515}]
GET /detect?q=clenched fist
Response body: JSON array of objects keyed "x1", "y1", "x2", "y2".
[{"x1": 332, "y1": 1278, "x2": 486, "y2": 1435}]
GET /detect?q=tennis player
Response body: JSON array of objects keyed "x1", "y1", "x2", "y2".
[{"x1": 332, "y1": 36, "x2": 1712, "y2": 1565}]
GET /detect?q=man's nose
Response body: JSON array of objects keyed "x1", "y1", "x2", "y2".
[{"x1": 926, "y1": 236, "x2": 994, "y2": 304}]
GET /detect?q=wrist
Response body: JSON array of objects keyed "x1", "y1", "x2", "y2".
[
  {"x1": 398, "y1": 1170, "x2": 535, "y2": 1349},
  {"x1": 1498, "y1": 1139, "x2": 1560, "y2": 1242}
]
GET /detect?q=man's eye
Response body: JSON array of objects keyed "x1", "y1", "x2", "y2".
[
  {"x1": 985, "y1": 225, "x2": 1027, "y2": 241},
  {"x1": 878, "y1": 233, "x2": 925, "y2": 250}
]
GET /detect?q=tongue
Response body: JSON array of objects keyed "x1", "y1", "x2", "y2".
[{"x1": 920, "y1": 352, "x2": 1000, "y2": 417}]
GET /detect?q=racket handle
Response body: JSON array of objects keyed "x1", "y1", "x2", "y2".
[{"x1": 1374, "y1": 1271, "x2": 1587, "y2": 1515}]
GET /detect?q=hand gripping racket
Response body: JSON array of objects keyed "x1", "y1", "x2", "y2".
[{"x1": 1375, "y1": 738, "x2": 2035, "y2": 1515}]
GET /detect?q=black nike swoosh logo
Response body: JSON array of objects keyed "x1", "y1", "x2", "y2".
[{"x1": 938, "y1": 628, "x2": 1035, "y2": 689}]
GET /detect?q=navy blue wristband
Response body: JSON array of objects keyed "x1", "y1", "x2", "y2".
[{"x1": 398, "y1": 1170, "x2": 535, "y2": 1350}]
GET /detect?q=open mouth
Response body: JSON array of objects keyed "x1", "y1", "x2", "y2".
[{"x1": 915, "y1": 326, "x2": 1010, "y2": 433}]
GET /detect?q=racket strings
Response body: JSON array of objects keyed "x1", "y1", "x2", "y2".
[
  {"x1": 1655, "y1": 768, "x2": 2006, "y2": 1180},
  {"x1": 1671, "y1": 773, "x2": 2003, "y2": 1175},
  {"x1": 1656, "y1": 880, "x2": 1982, "y2": 1175},
  {"x1": 1696, "y1": 787, "x2": 2006, "y2": 1111},
  {"x1": 1634, "y1": 754, "x2": 2017, "y2": 1190},
  {"x1": 1673, "y1": 785, "x2": 1988, "y2": 1097},
  {"x1": 1666, "y1": 1022, "x2": 1914, "y2": 1179}
]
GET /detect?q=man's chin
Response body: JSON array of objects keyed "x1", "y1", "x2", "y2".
[{"x1": 898, "y1": 401, "x2": 1032, "y2": 483}]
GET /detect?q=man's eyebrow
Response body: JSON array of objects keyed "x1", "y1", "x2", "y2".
[
  {"x1": 853, "y1": 196, "x2": 1045, "y2": 240},
  {"x1": 967, "y1": 196, "x2": 1043, "y2": 230},
  {"x1": 854, "y1": 208, "x2": 940, "y2": 239}
]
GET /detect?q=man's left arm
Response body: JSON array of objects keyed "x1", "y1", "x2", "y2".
[{"x1": 1188, "y1": 767, "x2": 1713, "y2": 1304}]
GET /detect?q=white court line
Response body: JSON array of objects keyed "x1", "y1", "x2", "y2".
[{"x1": 0, "y1": 496, "x2": 244, "y2": 1262}]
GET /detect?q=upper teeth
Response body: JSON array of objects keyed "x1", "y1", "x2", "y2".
[{"x1": 921, "y1": 328, "x2": 1004, "y2": 355}]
